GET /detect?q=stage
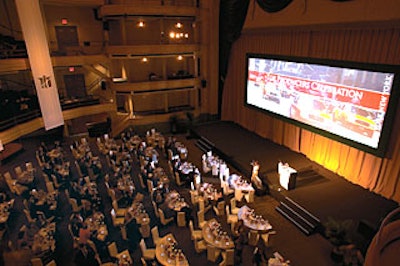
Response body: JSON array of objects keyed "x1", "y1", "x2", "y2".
[{"x1": 191, "y1": 120, "x2": 398, "y2": 236}]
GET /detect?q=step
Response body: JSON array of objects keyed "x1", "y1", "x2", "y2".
[{"x1": 276, "y1": 204, "x2": 315, "y2": 236}]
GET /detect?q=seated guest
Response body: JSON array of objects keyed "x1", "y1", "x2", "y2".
[
  {"x1": 70, "y1": 212, "x2": 84, "y2": 236},
  {"x1": 79, "y1": 223, "x2": 91, "y2": 245}
]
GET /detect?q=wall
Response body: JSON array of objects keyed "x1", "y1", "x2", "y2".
[
  {"x1": 222, "y1": 0, "x2": 400, "y2": 202},
  {"x1": 244, "y1": 0, "x2": 400, "y2": 30}
]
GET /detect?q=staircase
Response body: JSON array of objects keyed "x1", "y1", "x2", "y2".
[
  {"x1": 195, "y1": 136, "x2": 214, "y2": 153},
  {"x1": 276, "y1": 196, "x2": 321, "y2": 236}
]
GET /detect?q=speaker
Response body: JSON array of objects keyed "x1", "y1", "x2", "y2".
[
  {"x1": 201, "y1": 79, "x2": 207, "y2": 88},
  {"x1": 101, "y1": 81, "x2": 107, "y2": 90}
]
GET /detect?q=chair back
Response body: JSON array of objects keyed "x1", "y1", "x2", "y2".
[
  {"x1": 152, "y1": 201, "x2": 160, "y2": 218},
  {"x1": 177, "y1": 211, "x2": 186, "y2": 227},
  {"x1": 151, "y1": 226, "x2": 160, "y2": 244},
  {"x1": 216, "y1": 201, "x2": 225, "y2": 215},
  {"x1": 197, "y1": 210, "x2": 204, "y2": 224},
  {"x1": 224, "y1": 249, "x2": 235, "y2": 266},
  {"x1": 234, "y1": 189, "x2": 243, "y2": 202},
  {"x1": 120, "y1": 225, "x2": 128, "y2": 240},
  {"x1": 139, "y1": 239, "x2": 147, "y2": 253},
  {"x1": 46, "y1": 181, "x2": 55, "y2": 193},
  {"x1": 207, "y1": 244, "x2": 221, "y2": 262},
  {"x1": 147, "y1": 179, "x2": 154, "y2": 193},
  {"x1": 108, "y1": 242, "x2": 118, "y2": 258},
  {"x1": 248, "y1": 230, "x2": 260, "y2": 246},
  {"x1": 30, "y1": 258, "x2": 43, "y2": 266}
]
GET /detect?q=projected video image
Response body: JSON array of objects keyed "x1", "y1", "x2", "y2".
[{"x1": 246, "y1": 56, "x2": 395, "y2": 150}]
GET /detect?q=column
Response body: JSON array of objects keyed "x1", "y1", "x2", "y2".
[{"x1": 15, "y1": 0, "x2": 64, "y2": 130}]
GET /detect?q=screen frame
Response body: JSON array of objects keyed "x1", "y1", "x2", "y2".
[{"x1": 244, "y1": 53, "x2": 400, "y2": 158}]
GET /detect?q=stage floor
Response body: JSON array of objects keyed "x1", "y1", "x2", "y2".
[{"x1": 192, "y1": 120, "x2": 398, "y2": 228}]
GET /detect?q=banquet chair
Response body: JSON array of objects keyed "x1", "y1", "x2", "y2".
[
  {"x1": 152, "y1": 201, "x2": 160, "y2": 219},
  {"x1": 234, "y1": 189, "x2": 244, "y2": 202},
  {"x1": 261, "y1": 230, "x2": 277, "y2": 247},
  {"x1": 207, "y1": 244, "x2": 221, "y2": 262},
  {"x1": 177, "y1": 211, "x2": 186, "y2": 227},
  {"x1": 51, "y1": 175, "x2": 62, "y2": 189},
  {"x1": 221, "y1": 180, "x2": 234, "y2": 196},
  {"x1": 245, "y1": 189, "x2": 255, "y2": 203},
  {"x1": 69, "y1": 198, "x2": 83, "y2": 213},
  {"x1": 198, "y1": 197, "x2": 211, "y2": 213},
  {"x1": 197, "y1": 210, "x2": 208, "y2": 229},
  {"x1": 219, "y1": 248, "x2": 235, "y2": 266},
  {"x1": 230, "y1": 198, "x2": 240, "y2": 215},
  {"x1": 248, "y1": 229, "x2": 260, "y2": 246},
  {"x1": 151, "y1": 226, "x2": 161, "y2": 245},
  {"x1": 108, "y1": 242, "x2": 130, "y2": 260},
  {"x1": 158, "y1": 208, "x2": 174, "y2": 226},
  {"x1": 190, "y1": 190, "x2": 200, "y2": 205},
  {"x1": 213, "y1": 201, "x2": 226, "y2": 216},
  {"x1": 111, "y1": 208, "x2": 125, "y2": 227},
  {"x1": 139, "y1": 239, "x2": 156, "y2": 260},
  {"x1": 194, "y1": 238, "x2": 207, "y2": 253},
  {"x1": 225, "y1": 206, "x2": 238, "y2": 232},
  {"x1": 174, "y1": 172, "x2": 184, "y2": 186},
  {"x1": 46, "y1": 181, "x2": 55, "y2": 193},
  {"x1": 147, "y1": 179, "x2": 154, "y2": 194},
  {"x1": 112, "y1": 200, "x2": 127, "y2": 217},
  {"x1": 189, "y1": 220, "x2": 203, "y2": 240},
  {"x1": 23, "y1": 209, "x2": 36, "y2": 224},
  {"x1": 14, "y1": 166, "x2": 23, "y2": 177}
]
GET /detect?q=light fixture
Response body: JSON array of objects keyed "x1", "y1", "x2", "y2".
[
  {"x1": 61, "y1": 18, "x2": 68, "y2": 25},
  {"x1": 184, "y1": 33, "x2": 189, "y2": 38},
  {"x1": 169, "y1": 32, "x2": 175, "y2": 39},
  {"x1": 68, "y1": 66, "x2": 75, "y2": 72},
  {"x1": 137, "y1": 20, "x2": 145, "y2": 28},
  {"x1": 141, "y1": 57, "x2": 148, "y2": 63},
  {"x1": 177, "y1": 55, "x2": 183, "y2": 61},
  {"x1": 175, "y1": 22, "x2": 182, "y2": 29}
]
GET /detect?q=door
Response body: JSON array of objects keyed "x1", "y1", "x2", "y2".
[
  {"x1": 64, "y1": 74, "x2": 86, "y2": 98},
  {"x1": 55, "y1": 26, "x2": 79, "y2": 53}
]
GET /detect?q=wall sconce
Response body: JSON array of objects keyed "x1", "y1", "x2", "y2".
[
  {"x1": 177, "y1": 55, "x2": 183, "y2": 61},
  {"x1": 141, "y1": 57, "x2": 148, "y2": 63},
  {"x1": 61, "y1": 18, "x2": 68, "y2": 25},
  {"x1": 137, "y1": 20, "x2": 145, "y2": 28},
  {"x1": 175, "y1": 22, "x2": 182, "y2": 29},
  {"x1": 68, "y1": 66, "x2": 75, "y2": 72}
]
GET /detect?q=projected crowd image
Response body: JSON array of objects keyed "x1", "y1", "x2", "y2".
[{"x1": 246, "y1": 57, "x2": 395, "y2": 149}]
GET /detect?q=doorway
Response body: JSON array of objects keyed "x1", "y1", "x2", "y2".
[{"x1": 55, "y1": 26, "x2": 79, "y2": 54}]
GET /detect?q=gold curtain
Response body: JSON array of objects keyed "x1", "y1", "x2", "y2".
[{"x1": 222, "y1": 25, "x2": 400, "y2": 203}]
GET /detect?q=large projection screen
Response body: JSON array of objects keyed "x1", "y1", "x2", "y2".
[{"x1": 245, "y1": 53, "x2": 400, "y2": 157}]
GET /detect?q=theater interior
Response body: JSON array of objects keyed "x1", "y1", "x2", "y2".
[{"x1": 0, "y1": 0, "x2": 400, "y2": 266}]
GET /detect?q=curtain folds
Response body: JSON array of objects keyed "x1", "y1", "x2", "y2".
[{"x1": 222, "y1": 26, "x2": 400, "y2": 203}]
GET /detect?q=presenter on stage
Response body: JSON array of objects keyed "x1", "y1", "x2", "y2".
[{"x1": 250, "y1": 160, "x2": 269, "y2": 196}]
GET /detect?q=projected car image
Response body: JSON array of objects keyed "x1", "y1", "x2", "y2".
[
  {"x1": 333, "y1": 104, "x2": 376, "y2": 137},
  {"x1": 290, "y1": 95, "x2": 334, "y2": 126}
]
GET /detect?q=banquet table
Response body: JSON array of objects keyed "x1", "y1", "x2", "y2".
[
  {"x1": 202, "y1": 219, "x2": 234, "y2": 249},
  {"x1": 165, "y1": 191, "x2": 188, "y2": 212},
  {"x1": 31, "y1": 222, "x2": 56, "y2": 255},
  {"x1": 156, "y1": 233, "x2": 189, "y2": 266},
  {"x1": 238, "y1": 205, "x2": 272, "y2": 232},
  {"x1": 85, "y1": 212, "x2": 108, "y2": 241},
  {"x1": 229, "y1": 174, "x2": 255, "y2": 192}
]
